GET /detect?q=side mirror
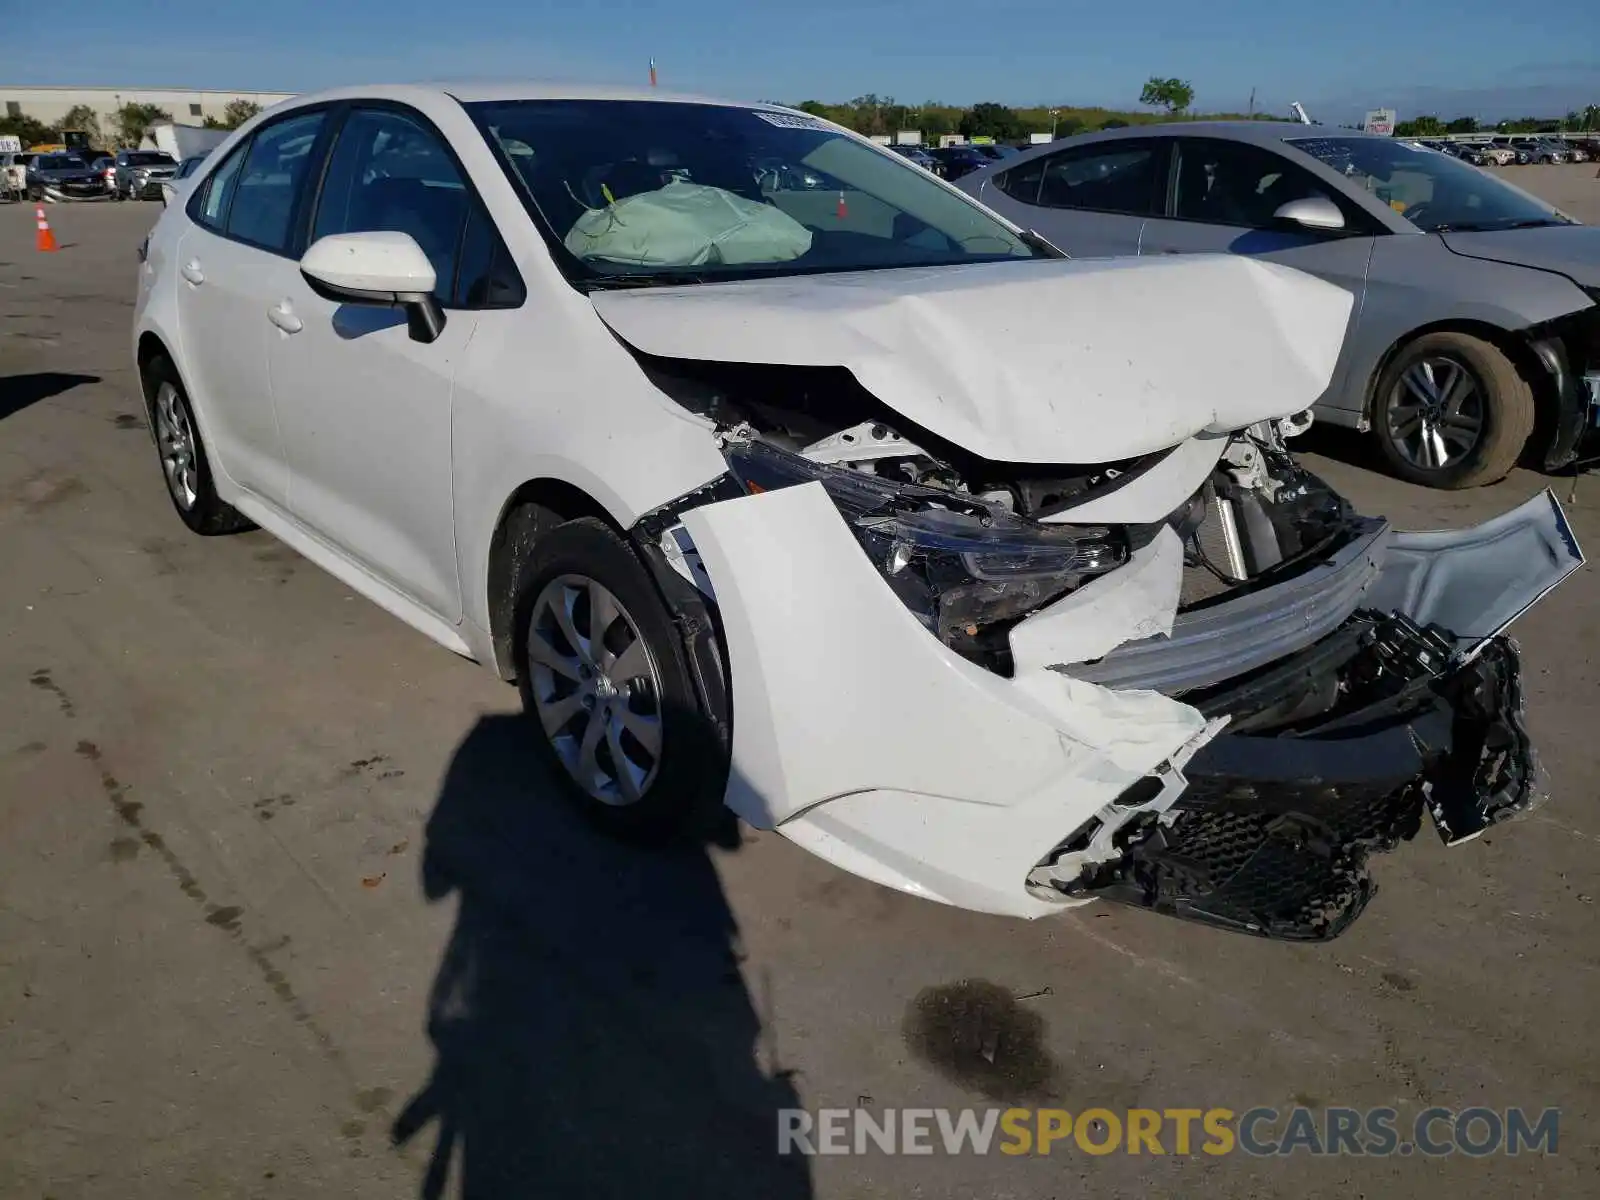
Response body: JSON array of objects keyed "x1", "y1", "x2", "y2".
[
  {"x1": 300, "y1": 231, "x2": 446, "y2": 344},
  {"x1": 1272, "y1": 196, "x2": 1346, "y2": 232}
]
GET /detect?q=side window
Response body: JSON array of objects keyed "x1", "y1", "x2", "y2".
[
  {"x1": 311, "y1": 108, "x2": 470, "y2": 303},
  {"x1": 993, "y1": 155, "x2": 1046, "y2": 205},
  {"x1": 1038, "y1": 142, "x2": 1162, "y2": 215},
  {"x1": 453, "y1": 204, "x2": 525, "y2": 308},
  {"x1": 225, "y1": 110, "x2": 327, "y2": 253},
  {"x1": 193, "y1": 139, "x2": 249, "y2": 230},
  {"x1": 1174, "y1": 139, "x2": 1337, "y2": 228}
]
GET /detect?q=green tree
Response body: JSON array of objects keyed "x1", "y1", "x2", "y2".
[
  {"x1": 0, "y1": 111, "x2": 56, "y2": 147},
  {"x1": 959, "y1": 102, "x2": 1026, "y2": 140},
  {"x1": 221, "y1": 99, "x2": 263, "y2": 130},
  {"x1": 1445, "y1": 116, "x2": 1478, "y2": 134},
  {"x1": 116, "y1": 103, "x2": 172, "y2": 146},
  {"x1": 61, "y1": 104, "x2": 101, "y2": 146},
  {"x1": 1394, "y1": 115, "x2": 1443, "y2": 137},
  {"x1": 1099, "y1": 117, "x2": 1130, "y2": 130},
  {"x1": 1139, "y1": 76, "x2": 1195, "y2": 116}
]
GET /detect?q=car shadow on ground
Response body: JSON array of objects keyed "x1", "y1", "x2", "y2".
[
  {"x1": 0, "y1": 372, "x2": 100, "y2": 421},
  {"x1": 1296, "y1": 420, "x2": 1589, "y2": 490},
  {"x1": 1292, "y1": 422, "x2": 1392, "y2": 475},
  {"x1": 393, "y1": 714, "x2": 813, "y2": 1200}
]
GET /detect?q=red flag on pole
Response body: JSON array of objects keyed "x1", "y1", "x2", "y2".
[{"x1": 649, "y1": 59, "x2": 657, "y2": 87}]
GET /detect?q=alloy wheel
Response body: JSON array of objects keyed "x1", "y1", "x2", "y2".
[
  {"x1": 1385, "y1": 355, "x2": 1485, "y2": 471},
  {"x1": 152, "y1": 382, "x2": 199, "y2": 510},
  {"x1": 527, "y1": 574, "x2": 665, "y2": 807}
]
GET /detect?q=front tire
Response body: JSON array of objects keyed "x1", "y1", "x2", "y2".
[
  {"x1": 141, "y1": 355, "x2": 253, "y2": 535},
  {"x1": 512, "y1": 515, "x2": 726, "y2": 841},
  {"x1": 1371, "y1": 332, "x2": 1534, "y2": 489}
]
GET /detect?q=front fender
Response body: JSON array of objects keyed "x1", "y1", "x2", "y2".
[{"x1": 681, "y1": 481, "x2": 1220, "y2": 918}]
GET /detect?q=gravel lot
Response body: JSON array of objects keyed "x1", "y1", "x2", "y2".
[{"x1": 1, "y1": 164, "x2": 1597, "y2": 1199}]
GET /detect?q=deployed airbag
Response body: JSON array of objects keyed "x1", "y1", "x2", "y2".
[{"x1": 564, "y1": 182, "x2": 813, "y2": 267}]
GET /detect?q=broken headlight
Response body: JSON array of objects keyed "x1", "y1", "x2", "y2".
[{"x1": 722, "y1": 436, "x2": 1127, "y2": 663}]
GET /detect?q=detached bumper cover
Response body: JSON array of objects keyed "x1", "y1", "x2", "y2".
[{"x1": 1067, "y1": 490, "x2": 1580, "y2": 694}]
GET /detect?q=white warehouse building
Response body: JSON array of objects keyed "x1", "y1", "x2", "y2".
[{"x1": 1, "y1": 85, "x2": 294, "y2": 139}]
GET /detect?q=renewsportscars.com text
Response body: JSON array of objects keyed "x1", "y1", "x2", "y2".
[{"x1": 777, "y1": 1106, "x2": 1560, "y2": 1157}]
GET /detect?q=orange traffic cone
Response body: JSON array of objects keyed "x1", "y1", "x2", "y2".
[{"x1": 35, "y1": 205, "x2": 59, "y2": 253}]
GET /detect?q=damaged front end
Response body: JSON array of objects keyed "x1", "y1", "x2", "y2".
[{"x1": 630, "y1": 356, "x2": 1582, "y2": 941}]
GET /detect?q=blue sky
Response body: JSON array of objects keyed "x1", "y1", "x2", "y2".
[{"x1": 9, "y1": 0, "x2": 1599, "y2": 123}]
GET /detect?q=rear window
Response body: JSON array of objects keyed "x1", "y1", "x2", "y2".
[
  {"x1": 123, "y1": 151, "x2": 176, "y2": 166},
  {"x1": 38, "y1": 155, "x2": 87, "y2": 170}
]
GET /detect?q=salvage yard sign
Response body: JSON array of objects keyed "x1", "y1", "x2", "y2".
[{"x1": 1363, "y1": 109, "x2": 1396, "y2": 136}]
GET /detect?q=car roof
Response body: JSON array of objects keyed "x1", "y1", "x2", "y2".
[
  {"x1": 1060, "y1": 120, "x2": 1393, "y2": 147},
  {"x1": 283, "y1": 81, "x2": 779, "y2": 110}
]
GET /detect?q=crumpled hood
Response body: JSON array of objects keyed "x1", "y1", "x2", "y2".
[
  {"x1": 1441, "y1": 225, "x2": 1600, "y2": 290},
  {"x1": 591, "y1": 254, "x2": 1354, "y2": 463}
]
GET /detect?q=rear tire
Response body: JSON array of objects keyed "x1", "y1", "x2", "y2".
[
  {"x1": 512, "y1": 514, "x2": 726, "y2": 842},
  {"x1": 1371, "y1": 331, "x2": 1534, "y2": 489},
  {"x1": 141, "y1": 355, "x2": 253, "y2": 535}
]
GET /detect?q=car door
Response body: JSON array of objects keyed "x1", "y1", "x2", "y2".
[
  {"x1": 262, "y1": 104, "x2": 501, "y2": 623},
  {"x1": 977, "y1": 139, "x2": 1164, "y2": 257},
  {"x1": 172, "y1": 111, "x2": 330, "y2": 508},
  {"x1": 1139, "y1": 137, "x2": 1379, "y2": 414}
]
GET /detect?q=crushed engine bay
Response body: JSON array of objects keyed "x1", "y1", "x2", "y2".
[{"x1": 645, "y1": 351, "x2": 1354, "y2": 675}]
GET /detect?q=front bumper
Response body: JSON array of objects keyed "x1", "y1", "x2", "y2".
[
  {"x1": 38, "y1": 179, "x2": 108, "y2": 200},
  {"x1": 679, "y1": 484, "x2": 1580, "y2": 934}
]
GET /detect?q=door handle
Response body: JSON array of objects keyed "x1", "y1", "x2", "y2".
[
  {"x1": 267, "y1": 302, "x2": 303, "y2": 334},
  {"x1": 180, "y1": 259, "x2": 204, "y2": 285}
]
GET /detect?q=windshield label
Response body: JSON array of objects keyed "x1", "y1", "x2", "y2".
[{"x1": 751, "y1": 110, "x2": 830, "y2": 131}]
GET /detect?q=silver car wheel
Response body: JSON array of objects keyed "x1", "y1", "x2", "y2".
[
  {"x1": 152, "y1": 381, "x2": 199, "y2": 509},
  {"x1": 1386, "y1": 355, "x2": 1484, "y2": 471},
  {"x1": 527, "y1": 573, "x2": 665, "y2": 807}
]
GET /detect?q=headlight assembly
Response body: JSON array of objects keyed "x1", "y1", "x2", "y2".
[{"x1": 721, "y1": 435, "x2": 1128, "y2": 665}]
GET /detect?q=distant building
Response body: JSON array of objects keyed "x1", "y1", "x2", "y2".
[{"x1": 0, "y1": 85, "x2": 295, "y2": 141}]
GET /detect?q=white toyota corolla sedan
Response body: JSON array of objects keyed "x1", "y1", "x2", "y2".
[{"x1": 133, "y1": 84, "x2": 1581, "y2": 941}]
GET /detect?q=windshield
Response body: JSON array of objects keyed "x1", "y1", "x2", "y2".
[
  {"x1": 38, "y1": 155, "x2": 87, "y2": 170},
  {"x1": 467, "y1": 100, "x2": 1036, "y2": 285},
  {"x1": 1288, "y1": 136, "x2": 1572, "y2": 232},
  {"x1": 124, "y1": 152, "x2": 175, "y2": 166}
]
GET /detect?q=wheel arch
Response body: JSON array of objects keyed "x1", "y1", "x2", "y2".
[
  {"x1": 136, "y1": 330, "x2": 172, "y2": 385},
  {"x1": 134, "y1": 331, "x2": 178, "y2": 428},
  {"x1": 1360, "y1": 318, "x2": 1550, "y2": 431},
  {"x1": 484, "y1": 477, "x2": 621, "y2": 680}
]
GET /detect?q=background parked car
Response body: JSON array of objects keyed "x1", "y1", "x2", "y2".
[
  {"x1": 926, "y1": 145, "x2": 991, "y2": 180},
  {"x1": 1490, "y1": 137, "x2": 1532, "y2": 164},
  {"x1": 159, "y1": 154, "x2": 209, "y2": 207},
  {"x1": 959, "y1": 122, "x2": 1600, "y2": 487},
  {"x1": 112, "y1": 149, "x2": 179, "y2": 199},
  {"x1": 888, "y1": 144, "x2": 938, "y2": 171},
  {"x1": 1511, "y1": 138, "x2": 1564, "y2": 164},
  {"x1": 0, "y1": 150, "x2": 30, "y2": 198},
  {"x1": 87, "y1": 155, "x2": 117, "y2": 189},
  {"x1": 25, "y1": 151, "x2": 107, "y2": 200}
]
